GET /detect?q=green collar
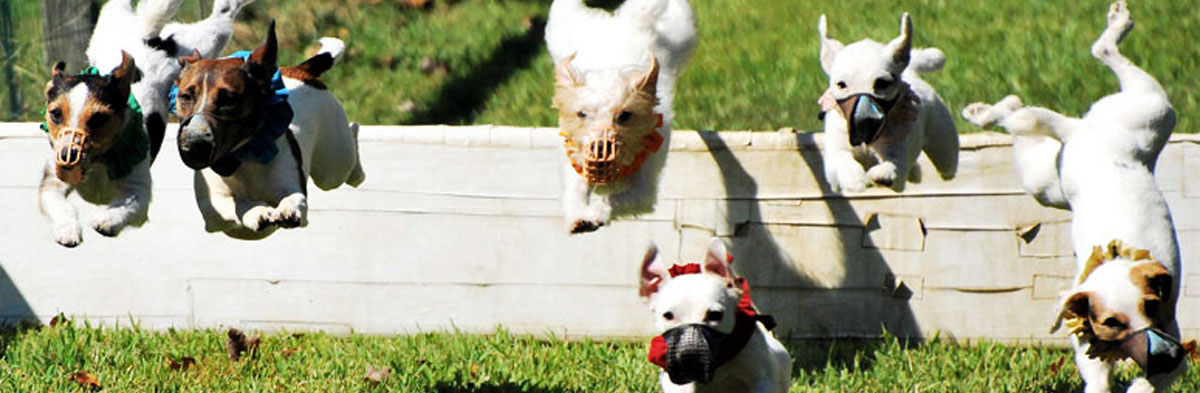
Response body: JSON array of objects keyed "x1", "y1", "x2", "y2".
[{"x1": 41, "y1": 67, "x2": 149, "y2": 180}]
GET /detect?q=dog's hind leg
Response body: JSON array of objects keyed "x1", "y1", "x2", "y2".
[
  {"x1": 1092, "y1": 1, "x2": 1164, "y2": 97},
  {"x1": 964, "y1": 95, "x2": 1082, "y2": 143},
  {"x1": 920, "y1": 96, "x2": 959, "y2": 180},
  {"x1": 39, "y1": 169, "x2": 82, "y2": 248}
]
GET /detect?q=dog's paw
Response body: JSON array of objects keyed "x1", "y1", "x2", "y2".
[
  {"x1": 242, "y1": 209, "x2": 277, "y2": 232},
  {"x1": 962, "y1": 96, "x2": 1023, "y2": 129},
  {"x1": 867, "y1": 162, "x2": 900, "y2": 189},
  {"x1": 828, "y1": 167, "x2": 868, "y2": 193},
  {"x1": 91, "y1": 210, "x2": 129, "y2": 237},
  {"x1": 54, "y1": 223, "x2": 83, "y2": 248},
  {"x1": 273, "y1": 206, "x2": 304, "y2": 229},
  {"x1": 1093, "y1": 1, "x2": 1133, "y2": 59},
  {"x1": 569, "y1": 219, "x2": 604, "y2": 234}
]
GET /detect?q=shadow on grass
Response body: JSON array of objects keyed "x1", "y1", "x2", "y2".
[
  {"x1": 406, "y1": 15, "x2": 546, "y2": 125},
  {"x1": 433, "y1": 382, "x2": 582, "y2": 393}
]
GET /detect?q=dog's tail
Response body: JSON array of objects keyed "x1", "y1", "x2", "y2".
[
  {"x1": 135, "y1": 0, "x2": 184, "y2": 40},
  {"x1": 617, "y1": 0, "x2": 669, "y2": 33},
  {"x1": 281, "y1": 38, "x2": 345, "y2": 87},
  {"x1": 908, "y1": 47, "x2": 946, "y2": 74}
]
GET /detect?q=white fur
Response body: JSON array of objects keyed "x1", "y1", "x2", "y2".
[
  {"x1": 160, "y1": 0, "x2": 257, "y2": 59},
  {"x1": 195, "y1": 38, "x2": 364, "y2": 239},
  {"x1": 640, "y1": 239, "x2": 792, "y2": 393},
  {"x1": 818, "y1": 13, "x2": 959, "y2": 192},
  {"x1": 545, "y1": 0, "x2": 696, "y2": 233},
  {"x1": 962, "y1": 3, "x2": 1183, "y2": 392}
]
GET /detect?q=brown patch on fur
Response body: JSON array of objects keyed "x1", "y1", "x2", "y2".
[
  {"x1": 1130, "y1": 262, "x2": 1172, "y2": 323},
  {"x1": 280, "y1": 66, "x2": 327, "y2": 89}
]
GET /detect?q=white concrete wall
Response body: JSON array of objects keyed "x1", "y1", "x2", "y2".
[{"x1": 1, "y1": 122, "x2": 1198, "y2": 344}]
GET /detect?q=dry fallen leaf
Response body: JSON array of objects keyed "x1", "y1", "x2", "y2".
[
  {"x1": 364, "y1": 366, "x2": 392, "y2": 383},
  {"x1": 166, "y1": 355, "x2": 196, "y2": 371},
  {"x1": 281, "y1": 347, "x2": 301, "y2": 357},
  {"x1": 70, "y1": 371, "x2": 102, "y2": 391},
  {"x1": 1185, "y1": 340, "x2": 1198, "y2": 362},
  {"x1": 226, "y1": 328, "x2": 261, "y2": 361},
  {"x1": 49, "y1": 313, "x2": 67, "y2": 328},
  {"x1": 419, "y1": 58, "x2": 449, "y2": 75},
  {"x1": 1048, "y1": 356, "x2": 1066, "y2": 375}
]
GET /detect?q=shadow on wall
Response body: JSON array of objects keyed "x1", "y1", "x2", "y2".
[
  {"x1": 406, "y1": 16, "x2": 547, "y2": 125},
  {"x1": 0, "y1": 262, "x2": 37, "y2": 356},
  {"x1": 697, "y1": 131, "x2": 922, "y2": 369}
]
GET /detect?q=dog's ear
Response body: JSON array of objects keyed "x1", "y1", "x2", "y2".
[
  {"x1": 555, "y1": 53, "x2": 581, "y2": 91},
  {"x1": 108, "y1": 51, "x2": 141, "y2": 95},
  {"x1": 702, "y1": 238, "x2": 733, "y2": 280},
  {"x1": 818, "y1": 15, "x2": 843, "y2": 75},
  {"x1": 51, "y1": 61, "x2": 68, "y2": 79},
  {"x1": 1062, "y1": 291, "x2": 1093, "y2": 320},
  {"x1": 634, "y1": 54, "x2": 659, "y2": 98},
  {"x1": 885, "y1": 13, "x2": 913, "y2": 70},
  {"x1": 244, "y1": 20, "x2": 279, "y2": 84},
  {"x1": 178, "y1": 49, "x2": 202, "y2": 67},
  {"x1": 639, "y1": 243, "x2": 668, "y2": 298}
]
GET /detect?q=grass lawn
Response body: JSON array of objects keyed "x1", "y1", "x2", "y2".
[
  {"x1": 0, "y1": 322, "x2": 1197, "y2": 392},
  {"x1": 3, "y1": 0, "x2": 1198, "y2": 132}
]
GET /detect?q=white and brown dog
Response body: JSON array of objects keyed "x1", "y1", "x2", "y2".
[
  {"x1": 174, "y1": 23, "x2": 364, "y2": 239},
  {"x1": 545, "y1": 0, "x2": 696, "y2": 234},
  {"x1": 39, "y1": 54, "x2": 149, "y2": 248},
  {"x1": 87, "y1": 0, "x2": 254, "y2": 162},
  {"x1": 817, "y1": 13, "x2": 958, "y2": 192},
  {"x1": 962, "y1": 2, "x2": 1185, "y2": 391},
  {"x1": 639, "y1": 239, "x2": 791, "y2": 393}
]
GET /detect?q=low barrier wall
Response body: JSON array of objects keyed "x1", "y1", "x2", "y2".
[{"x1": 1, "y1": 123, "x2": 1197, "y2": 344}]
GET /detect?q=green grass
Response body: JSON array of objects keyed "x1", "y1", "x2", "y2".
[
  {"x1": 3, "y1": 0, "x2": 1199, "y2": 132},
  {"x1": 1, "y1": 322, "x2": 1198, "y2": 392}
]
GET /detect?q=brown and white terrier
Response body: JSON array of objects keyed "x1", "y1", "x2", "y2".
[
  {"x1": 174, "y1": 22, "x2": 364, "y2": 240},
  {"x1": 40, "y1": 52, "x2": 152, "y2": 248}
]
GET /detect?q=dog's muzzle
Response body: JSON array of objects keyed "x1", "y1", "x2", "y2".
[
  {"x1": 582, "y1": 130, "x2": 622, "y2": 185},
  {"x1": 177, "y1": 115, "x2": 216, "y2": 170},
  {"x1": 1115, "y1": 328, "x2": 1186, "y2": 376},
  {"x1": 660, "y1": 324, "x2": 727, "y2": 385},
  {"x1": 53, "y1": 128, "x2": 88, "y2": 184},
  {"x1": 837, "y1": 94, "x2": 895, "y2": 146}
]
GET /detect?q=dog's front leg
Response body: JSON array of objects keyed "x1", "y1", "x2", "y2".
[
  {"x1": 92, "y1": 165, "x2": 151, "y2": 237},
  {"x1": 39, "y1": 168, "x2": 81, "y2": 247},
  {"x1": 562, "y1": 166, "x2": 608, "y2": 234},
  {"x1": 822, "y1": 120, "x2": 868, "y2": 193},
  {"x1": 1074, "y1": 338, "x2": 1114, "y2": 393},
  {"x1": 867, "y1": 140, "x2": 908, "y2": 191}
]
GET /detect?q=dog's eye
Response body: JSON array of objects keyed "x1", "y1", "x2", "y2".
[
  {"x1": 616, "y1": 110, "x2": 633, "y2": 124},
  {"x1": 576, "y1": 111, "x2": 587, "y2": 119},
  {"x1": 48, "y1": 108, "x2": 63, "y2": 124},
  {"x1": 216, "y1": 90, "x2": 237, "y2": 108},
  {"x1": 704, "y1": 311, "x2": 724, "y2": 322},
  {"x1": 836, "y1": 81, "x2": 847, "y2": 90},
  {"x1": 662, "y1": 312, "x2": 674, "y2": 321},
  {"x1": 873, "y1": 78, "x2": 893, "y2": 91},
  {"x1": 178, "y1": 92, "x2": 193, "y2": 102},
  {"x1": 86, "y1": 113, "x2": 111, "y2": 130}
]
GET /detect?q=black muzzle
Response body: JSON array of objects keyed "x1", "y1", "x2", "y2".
[
  {"x1": 1118, "y1": 327, "x2": 1186, "y2": 376},
  {"x1": 661, "y1": 324, "x2": 727, "y2": 385},
  {"x1": 836, "y1": 94, "x2": 896, "y2": 146},
  {"x1": 177, "y1": 115, "x2": 216, "y2": 170}
]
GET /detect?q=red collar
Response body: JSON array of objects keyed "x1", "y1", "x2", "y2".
[{"x1": 647, "y1": 264, "x2": 775, "y2": 370}]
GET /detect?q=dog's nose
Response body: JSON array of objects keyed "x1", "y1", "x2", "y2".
[
  {"x1": 849, "y1": 96, "x2": 886, "y2": 145},
  {"x1": 178, "y1": 117, "x2": 216, "y2": 170}
]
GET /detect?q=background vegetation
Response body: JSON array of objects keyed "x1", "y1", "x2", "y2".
[{"x1": 2, "y1": 0, "x2": 1198, "y2": 132}]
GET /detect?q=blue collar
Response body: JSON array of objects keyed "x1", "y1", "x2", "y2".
[{"x1": 170, "y1": 51, "x2": 294, "y2": 177}]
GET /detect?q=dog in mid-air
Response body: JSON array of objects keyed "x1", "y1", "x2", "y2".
[
  {"x1": 638, "y1": 239, "x2": 791, "y2": 393},
  {"x1": 817, "y1": 13, "x2": 958, "y2": 192},
  {"x1": 174, "y1": 22, "x2": 365, "y2": 239},
  {"x1": 962, "y1": 2, "x2": 1185, "y2": 391},
  {"x1": 544, "y1": 0, "x2": 697, "y2": 234},
  {"x1": 87, "y1": 0, "x2": 254, "y2": 162}
]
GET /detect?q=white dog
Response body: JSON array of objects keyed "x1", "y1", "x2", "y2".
[
  {"x1": 962, "y1": 2, "x2": 1185, "y2": 391},
  {"x1": 544, "y1": 0, "x2": 696, "y2": 234},
  {"x1": 174, "y1": 23, "x2": 364, "y2": 239},
  {"x1": 817, "y1": 13, "x2": 958, "y2": 192},
  {"x1": 87, "y1": 0, "x2": 253, "y2": 162},
  {"x1": 639, "y1": 239, "x2": 792, "y2": 393}
]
